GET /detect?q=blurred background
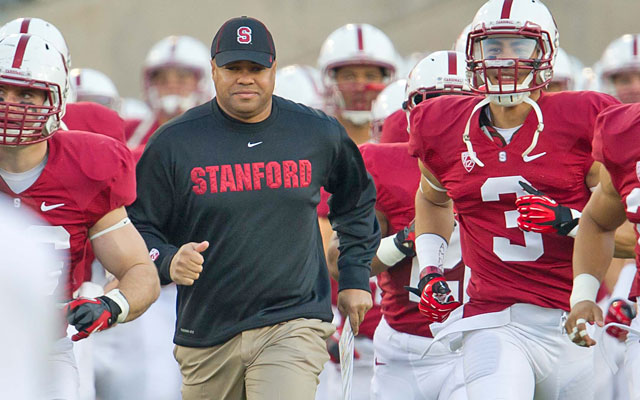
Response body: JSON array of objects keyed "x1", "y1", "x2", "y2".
[{"x1": 1, "y1": 0, "x2": 639, "y2": 98}]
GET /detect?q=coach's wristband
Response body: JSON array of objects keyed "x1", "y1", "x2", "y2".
[{"x1": 569, "y1": 273, "x2": 600, "y2": 308}]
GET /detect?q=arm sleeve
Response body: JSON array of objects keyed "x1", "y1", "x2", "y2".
[
  {"x1": 325, "y1": 127, "x2": 381, "y2": 292},
  {"x1": 127, "y1": 134, "x2": 178, "y2": 285}
]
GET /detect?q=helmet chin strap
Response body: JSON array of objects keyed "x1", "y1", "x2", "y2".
[
  {"x1": 340, "y1": 110, "x2": 372, "y2": 126},
  {"x1": 462, "y1": 94, "x2": 545, "y2": 167}
]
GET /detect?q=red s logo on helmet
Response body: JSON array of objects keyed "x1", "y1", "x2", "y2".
[{"x1": 237, "y1": 27, "x2": 252, "y2": 44}]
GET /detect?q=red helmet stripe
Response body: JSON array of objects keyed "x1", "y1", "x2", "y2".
[
  {"x1": 448, "y1": 51, "x2": 457, "y2": 75},
  {"x1": 75, "y1": 72, "x2": 82, "y2": 87},
  {"x1": 19, "y1": 18, "x2": 31, "y2": 33},
  {"x1": 500, "y1": 0, "x2": 514, "y2": 19},
  {"x1": 12, "y1": 35, "x2": 30, "y2": 68},
  {"x1": 357, "y1": 25, "x2": 364, "y2": 51},
  {"x1": 634, "y1": 35, "x2": 638, "y2": 57}
]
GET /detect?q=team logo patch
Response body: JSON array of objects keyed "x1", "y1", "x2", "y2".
[
  {"x1": 237, "y1": 26, "x2": 252, "y2": 44},
  {"x1": 636, "y1": 161, "x2": 640, "y2": 182},
  {"x1": 461, "y1": 152, "x2": 475, "y2": 172},
  {"x1": 149, "y1": 248, "x2": 160, "y2": 261}
]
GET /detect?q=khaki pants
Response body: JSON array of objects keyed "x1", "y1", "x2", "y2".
[{"x1": 174, "y1": 318, "x2": 335, "y2": 400}]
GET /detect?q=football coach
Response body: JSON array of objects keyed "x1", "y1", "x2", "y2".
[{"x1": 128, "y1": 15, "x2": 380, "y2": 400}]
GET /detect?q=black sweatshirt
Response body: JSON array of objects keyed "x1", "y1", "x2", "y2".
[{"x1": 128, "y1": 96, "x2": 380, "y2": 347}]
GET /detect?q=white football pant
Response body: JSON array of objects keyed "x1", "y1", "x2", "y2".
[
  {"x1": 371, "y1": 317, "x2": 467, "y2": 400},
  {"x1": 461, "y1": 304, "x2": 593, "y2": 400},
  {"x1": 625, "y1": 314, "x2": 640, "y2": 400}
]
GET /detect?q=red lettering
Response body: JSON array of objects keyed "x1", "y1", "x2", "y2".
[
  {"x1": 220, "y1": 165, "x2": 237, "y2": 192},
  {"x1": 235, "y1": 163, "x2": 252, "y2": 191},
  {"x1": 299, "y1": 160, "x2": 312, "y2": 187},
  {"x1": 252, "y1": 162, "x2": 265, "y2": 190},
  {"x1": 205, "y1": 166, "x2": 219, "y2": 193},
  {"x1": 266, "y1": 161, "x2": 282, "y2": 189},
  {"x1": 282, "y1": 160, "x2": 299, "y2": 188},
  {"x1": 191, "y1": 167, "x2": 206, "y2": 195}
]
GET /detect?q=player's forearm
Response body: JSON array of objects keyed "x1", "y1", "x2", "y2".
[
  {"x1": 414, "y1": 190, "x2": 454, "y2": 242},
  {"x1": 117, "y1": 261, "x2": 160, "y2": 321},
  {"x1": 573, "y1": 210, "x2": 616, "y2": 281}
]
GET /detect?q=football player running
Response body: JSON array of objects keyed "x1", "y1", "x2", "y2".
[
  {"x1": 0, "y1": 33, "x2": 160, "y2": 400},
  {"x1": 364, "y1": 50, "x2": 472, "y2": 400},
  {"x1": 565, "y1": 102, "x2": 640, "y2": 398},
  {"x1": 408, "y1": 1, "x2": 619, "y2": 399}
]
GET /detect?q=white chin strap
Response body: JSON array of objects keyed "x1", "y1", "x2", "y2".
[
  {"x1": 341, "y1": 110, "x2": 372, "y2": 126},
  {"x1": 156, "y1": 94, "x2": 198, "y2": 116},
  {"x1": 462, "y1": 95, "x2": 545, "y2": 168}
]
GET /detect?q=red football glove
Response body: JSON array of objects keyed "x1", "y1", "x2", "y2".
[
  {"x1": 405, "y1": 271, "x2": 460, "y2": 323},
  {"x1": 64, "y1": 296, "x2": 122, "y2": 341},
  {"x1": 515, "y1": 181, "x2": 579, "y2": 236},
  {"x1": 604, "y1": 299, "x2": 637, "y2": 342}
]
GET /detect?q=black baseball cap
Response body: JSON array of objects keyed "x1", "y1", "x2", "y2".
[{"x1": 211, "y1": 16, "x2": 276, "y2": 68}]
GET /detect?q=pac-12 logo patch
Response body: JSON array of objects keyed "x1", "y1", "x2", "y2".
[
  {"x1": 461, "y1": 152, "x2": 475, "y2": 172},
  {"x1": 149, "y1": 248, "x2": 160, "y2": 261},
  {"x1": 237, "y1": 27, "x2": 252, "y2": 44}
]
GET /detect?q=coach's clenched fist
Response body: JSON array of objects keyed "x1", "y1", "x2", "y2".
[{"x1": 170, "y1": 241, "x2": 209, "y2": 285}]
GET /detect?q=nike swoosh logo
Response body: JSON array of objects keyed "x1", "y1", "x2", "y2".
[
  {"x1": 522, "y1": 152, "x2": 546, "y2": 163},
  {"x1": 247, "y1": 141, "x2": 263, "y2": 148},
  {"x1": 41, "y1": 202, "x2": 65, "y2": 212}
]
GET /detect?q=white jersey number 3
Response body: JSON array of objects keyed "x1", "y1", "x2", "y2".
[{"x1": 481, "y1": 176, "x2": 544, "y2": 262}]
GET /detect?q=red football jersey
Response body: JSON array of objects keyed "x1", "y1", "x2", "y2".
[
  {"x1": 361, "y1": 142, "x2": 465, "y2": 337},
  {"x1": 63, "y1": 102, "x2": 126, "y2": 143},
  {"x1": 592, "y1": 103, "x2": 640, "y2": 299},
  {"x1": 409, "y1": 91, "x2": 618, "y2": 316},
  {"x1": 0, "y1": 131, "x2": 136, "y2": 299},
  {"x1": 125, "y1": 117, "x2": 160, "y2": 150},
  {"x1": 379, "y1": 109, "x2": 409, "y2": 144}
]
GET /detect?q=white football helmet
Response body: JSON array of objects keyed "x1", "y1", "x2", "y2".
[
  {"x1": 274, "y1": 65, "x2": 323, "y2": 110},
  {"x1": 599, "y1": 34, "x2": 640, "y2": 102},
  {"x1": 462, "y1": 0, "x2": 558, "y2": 168},
  {"x1": 143, "y1": 35, "x2": 214, "y2": 116},
  {"x1": 317, "y1": 23, "x2": 398, "y2": 125},
  {"x1": 0, "y1": 34, "x2": 68, "y2": 145},
  {"x1": 370, "y1": 79, "x2": 406, "y2": 142},
  {"x1": 405, "y1": 51, "x2": 473, "y2": 133},
  {"x1": 466, "y1": 0, "x2": 559, "y2": 106},
  {"x1": 119, "y1": 97, "x2": 152, "y2": 120},
  {"x1": 69, "y1": 68, "x2": 120, "y2": 111},
  {"x1": 0, "y1": 18, "x2": 71, "y2": 69},
  {"x1": 546, "y1": 48, "x2": 573, "y2": 91}
]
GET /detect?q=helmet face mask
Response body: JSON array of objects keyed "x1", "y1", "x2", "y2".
[{"x1": 0, "y1": 34, "x2": 67, "y2": 146}]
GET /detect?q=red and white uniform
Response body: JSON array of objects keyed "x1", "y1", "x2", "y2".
[
  {"x1": 361, "y1": 142, "x2": 467, "y2": 400},
  {"x1": 593, "y1": 103, "x2": 640, "y2": 398},
  {"x1": 125, "y1": 116, "x2": 160, "y2": 160},
  {"x1": 0, "y1": 131, "x2": 136, "y2": 300},
  {"x1": 409, "y1": 91, "x2": 618, "y2": 400},
  {"x1": 379, "y1": 109, "x2": 408, "y2": 144},
  {"x1": 64, "y1": 102, "x2": 126, "y2": 143}
]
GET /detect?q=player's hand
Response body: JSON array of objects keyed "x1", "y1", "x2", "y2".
[
  {"x1": 338, "y1": 288, "x2": 373, "y2": 336},
  {"x1": 604, "y1": 299, "x2": 637, "y2": 342},
  {"x1": 326, "y1": 331, "x2": 360, "y2": 363},
  {"x1": 564, "y1": 300, "x2": 604, "y2": 347},
  {"x1": 170, "y1": 241, "x2": 209, "y2": 286},
  {"x1": 405, "y1": 272, "x2": 460, "y2": 323},
  {"x1": 393, "y1": 223, "x2": 416, "y2": 258},
  {"x1": 65, "y1": 296, "x2": 122, "y2": 341},
  {"x1": 515, "y1": 181, "x2": 579, "y2": 236}
]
